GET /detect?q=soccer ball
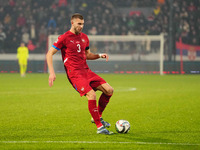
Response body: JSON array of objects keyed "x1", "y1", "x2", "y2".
[{"x1": 115, "y1": 120, "x2": 130, "y2": 133}]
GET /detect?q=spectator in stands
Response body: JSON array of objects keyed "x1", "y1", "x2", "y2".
[
  {"x1": 187, "y1": 2, "x2": 197, "y2": 12},
  {"x1": 0, "y1": 22, "x2": 3, "y2": 30},
  {"x1": 24, "y1": 6, "x2": 32, "y2": 19},
  {"x1": 157, "y1": 0, "x2": 165, "y2": 5},
  {"x1": 153, "y1": 5, "x2": 161, "y2": 16},
  {"x1": 30, "y1": 24, "x2": 36, "y2": 42},
  {"x1": 26, "y1": 15, "x2": 35, "y2": 26},
  {"x1": 48, "y1": 17, "x2": 57, "y2": 29},
  {"x1": 191, "y1": 38, "x2": 198, "y2": 46},
  {"x1": 38, "y1": 25, "x2": 47, "y2": 45},
  {"x1": 180, "y1": 8, "x2": 188, "y2": 20},
  {"x1": 37, "y1": 6, "x2": 46, "y2": 22},
  {"x1": 3, "y1": 13, "x2": 12, "y2": 25},
  {"x1": 8, "y1": 0, "x2": 15, "y2": 7},
  {"x1": 0, "y1": 28, "x2": 6, "y2": 53},
  {"x1": 17, "y1": 13, "x2": 26, "y2": 27},
  {"x1": 189, "y1": 30, "x2": 199, "y2": 45},
  {"x1": 0, "y1": 0, "x2": 199, "y2": 53},
  {"x1": 89, "y1": 26, "x2": 97, "y2": 35},
  {"x1": 58, "y1": 0, "x2": 67, "y2": 7},
  {"x1": 22, "y1": 31, "x2": 30, "y2": 44},
  {"x1": 27, "y1": 40, "x2": 36, "y2": 52}
]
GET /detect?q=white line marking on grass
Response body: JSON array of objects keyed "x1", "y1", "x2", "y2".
[
  {"x1": 0, "y1": 141, "x2": 199, "y2": 146},
  {"x1": 115, "y1": 88, "x2": 137, "y2": 92}
]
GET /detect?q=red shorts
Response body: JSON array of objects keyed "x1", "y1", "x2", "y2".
[{"x1": 65, "y1": 68, "x2": 106, "y2": 96}]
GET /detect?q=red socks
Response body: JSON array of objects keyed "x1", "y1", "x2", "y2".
[
  {"x1": 98, "y1": 93, "x2": 112, "y2": 117},
  {"x1": 88, "y1": 94, "x2": 112, "y2": 128},
  {"x1": 88, "y1": 100, "x2": 102, "y2": 128}
]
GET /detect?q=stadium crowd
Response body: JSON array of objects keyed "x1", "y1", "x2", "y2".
[{"x1": 0, "y1": 0, "x2": 199, "y2": 53}]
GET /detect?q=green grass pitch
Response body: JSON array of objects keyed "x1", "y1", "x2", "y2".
[{"x1": 0, "y1": 73, "x2": 200, "y2": 149}]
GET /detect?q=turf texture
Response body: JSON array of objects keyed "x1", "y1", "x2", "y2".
[{"x1": 0, "y1": 74, "x2": 200, "y2": 149}]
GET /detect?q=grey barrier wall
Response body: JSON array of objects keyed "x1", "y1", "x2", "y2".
[{"x1": 0, "y1": 60, "x2": 199, "y2": 74}]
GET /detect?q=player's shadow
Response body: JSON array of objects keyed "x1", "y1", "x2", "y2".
[
  {"x1": 115, "y1": 130, "x2": 198, "y2": 145},
  {"x1": 114, "y1": 131, "x2": 183, "y2": 143}
]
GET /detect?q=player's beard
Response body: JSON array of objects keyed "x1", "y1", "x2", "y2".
[{"x1": 74, "y1": 27, "x2": 82, "y2": 35}]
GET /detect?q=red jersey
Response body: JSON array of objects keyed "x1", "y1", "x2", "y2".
[
  {"x1": 52, "y1": 31, "x2": 107, "y2": 96},
  {"x1": 52, "y1": 31, "x2": 90, "y2": 71}
]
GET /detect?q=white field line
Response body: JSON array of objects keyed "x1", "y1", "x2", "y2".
[
  {"x1": 0, "y1": 88, "x2": 135, "y2": 95},
  {"x1": 0, "y1": 141, "x2": 199, "y2": 146},
  {"x1": 115, "y1": 88, "x2": 137, "y2": 92}
]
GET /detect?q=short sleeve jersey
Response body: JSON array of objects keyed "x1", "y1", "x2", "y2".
[{"x1": 52, "y1": 31, "x2": 90, "y2": 71}]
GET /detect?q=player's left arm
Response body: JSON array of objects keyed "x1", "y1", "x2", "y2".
[{"x1": 85, "y1": 49, "x2": 109, "y2": 61}]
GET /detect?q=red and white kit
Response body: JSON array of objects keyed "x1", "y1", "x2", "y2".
[{"x1": 53, "y1": 31, "x2": 106, "y2": 96}]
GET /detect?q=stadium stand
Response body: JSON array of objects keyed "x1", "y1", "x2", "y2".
[{"x1": 0, "y1": 0, "x2": 199, "y2": 54}]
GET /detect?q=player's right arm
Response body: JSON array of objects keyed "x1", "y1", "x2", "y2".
[
  {"x1": 46, "y1": 47, "x2": 58, "y2": 87},
  {"x1": 47, "y1": 34, "x2": 64, "y2": 87}
]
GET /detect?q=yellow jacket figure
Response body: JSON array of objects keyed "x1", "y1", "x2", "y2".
[{"x1": 17, "y1": 43, "x2": 29, "y2": 77}]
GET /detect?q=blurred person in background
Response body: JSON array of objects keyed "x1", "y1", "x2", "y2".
[
  {"x1": 27, "y1": 40, "x2": 36, "y2": 52},
  {"x1": 17, "y1": 42, "x2": 29, "y2": 77},
  {"x1": 17, "y1": 13, "x2": 26, "y2": 27},
  {"x1": 47, "y1": 17, "x2": 57, "y2": 29},
  {"x1": 22, "y1": 31, "x2": 30, "y2": 44},
  {"x1": 0, "y1": 28, "x2": 6, "y2": 53}
]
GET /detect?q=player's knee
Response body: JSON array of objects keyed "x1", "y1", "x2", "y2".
[
  {"x1": 89, "y1": 93, "x2": 96, "y2": 100},
  {"x1": 86, "y1": 90, "x2": 96, "y2": 100},
  {"x1": 106, "y1": 87, "x2": 114, "y2": 96}
]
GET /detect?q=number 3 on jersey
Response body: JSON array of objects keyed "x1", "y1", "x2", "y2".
[{"x1": 77, "y1": 44, "x2": 81, "y2": 52}]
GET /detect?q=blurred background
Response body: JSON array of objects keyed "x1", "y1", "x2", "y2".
[{"x1": 0, "y1": 0, "x2": 199, "y2": 74}]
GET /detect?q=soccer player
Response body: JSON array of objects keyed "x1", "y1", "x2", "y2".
[
  {"x1": 46, "y1": 13, "x2": 114, "y2": 135},
  {"x1": 17, "y1": 42, "x2": 29, "y2": 77}
]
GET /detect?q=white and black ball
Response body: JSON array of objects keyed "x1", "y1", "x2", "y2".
[{"x1": 115, "y1": 120, "x2": 130, "y2": 133}]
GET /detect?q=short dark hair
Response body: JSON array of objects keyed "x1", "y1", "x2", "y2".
[{"x1": 71, "y1": 13, "x2": 84, "y2": 20}]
